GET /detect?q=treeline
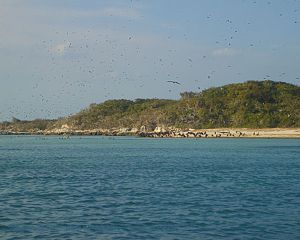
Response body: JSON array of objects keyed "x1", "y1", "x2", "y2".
[
  {"x1": 1, "y1": 80, "x2": 300, "y2": 131},
  {"x1": 0, "y1": 118, "x2": 56, "y2": 132},
  {"x1": 60, "y1": 80, "x2": 300, "y2": 129}
]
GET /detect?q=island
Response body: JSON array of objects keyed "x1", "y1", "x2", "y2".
[{"x1": 1, "y1": 80, "x2": 299, "y2": 138}]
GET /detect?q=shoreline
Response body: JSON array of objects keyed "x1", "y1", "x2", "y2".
[{"x1": 1, "y1": 128, "x2": 299, "y2": 138}]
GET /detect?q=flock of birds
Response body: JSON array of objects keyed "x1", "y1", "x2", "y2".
[{"x1": 2, "y1": 0, "x2": 300, "y2": 121}]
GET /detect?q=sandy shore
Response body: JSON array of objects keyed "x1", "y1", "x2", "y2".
[
  {"x1": 189, "y1": 128, "x2": 300, "y2": 138},
  {"x1": 1, "y1": 128, "x2": 300, "y2": 138}
]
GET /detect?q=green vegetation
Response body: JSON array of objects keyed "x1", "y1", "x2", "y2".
[
  {"x1": 60, "y1": 80, "x2": 300, "y2": 129},
  {"x1": 1, "y1": 80, "x2": 299, "y2": 132},
  {"x1": 169, "y1": 80, "x2": 300, "y2": 128},
  {"x1": 0, "y1": 118, "x2": 56, "y2": 132},
  {"x1": 59, "y1": 98, "x2": 177, "y2": 130}
]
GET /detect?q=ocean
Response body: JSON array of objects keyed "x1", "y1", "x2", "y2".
[{"x1": 0, "y1": 136, "x2": 299, "y2": 239}]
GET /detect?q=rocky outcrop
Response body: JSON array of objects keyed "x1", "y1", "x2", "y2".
[
  {"x1": 137, "y1": 128, "x2": 250, "y2": 138},
  {"x1": 0, "y1": 126, "x2": 250, "y2": 137}
]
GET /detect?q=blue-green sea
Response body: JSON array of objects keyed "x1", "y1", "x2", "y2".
[{"x1": 0, "y1": 136, "x2": 299, "y2": 239}]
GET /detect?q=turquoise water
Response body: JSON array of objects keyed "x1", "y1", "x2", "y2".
[{"x1": 0, "y1": 136, "x2": 299, "y2": 239}]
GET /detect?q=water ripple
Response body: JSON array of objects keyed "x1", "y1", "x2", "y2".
[{"x1": 0, "y1": 136, "x2": 299, "y2": 239}]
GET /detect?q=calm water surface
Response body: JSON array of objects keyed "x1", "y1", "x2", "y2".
[{"x1": 0, "y1": 136, "x2": 299, "y2": 239}]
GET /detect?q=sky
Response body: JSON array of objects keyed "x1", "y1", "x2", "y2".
[{"x1": 0, "y1": 0, "x2": 300, "y2": 121}]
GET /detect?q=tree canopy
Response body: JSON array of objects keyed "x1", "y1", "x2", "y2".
[
  {"x1": 60, "y1": 80, "x2": 300, "y2": 129},
  {"x1": 1, "y1": 80, "x2": 299, "y2": 131}
]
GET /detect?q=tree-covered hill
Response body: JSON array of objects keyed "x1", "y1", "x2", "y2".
[
  {"x1": 57, "y1": 80, "x2": 299, "y2": 129},
  {"x1": 0, "y1": 118, "x2": 56, "y2": 132},
  {"x1": 1, "y1": 80, "x2": 299, "y2": 132},
  {"x1": 57, "y1": 98, "x2": 177, "y2": 130}
]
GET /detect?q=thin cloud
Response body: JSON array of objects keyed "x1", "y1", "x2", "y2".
[
  {"x1": 100, "y1": 7, "x2": 141, "y2": 20},
  {"x1": 67, "y1": 7, "x2": 142, "y2": 20},
  {"x1": 51, "y1": 43, "x2": 70, "y2": 55},
  {"x1": 212, "y1": 48, "x2": 237, "y2": 56}
]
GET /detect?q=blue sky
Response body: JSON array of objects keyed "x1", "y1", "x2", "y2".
[{"x1": 0, "y1": 0, "x2": 299, "y2": 121}]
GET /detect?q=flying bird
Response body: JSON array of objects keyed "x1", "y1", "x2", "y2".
[{"x1": 167, "y1": 80, "x2": 181, "y2": 85}]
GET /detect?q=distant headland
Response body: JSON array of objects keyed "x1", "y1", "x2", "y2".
[{"x1": 1, "y1": 80, "x2": 299, "y2": 138}]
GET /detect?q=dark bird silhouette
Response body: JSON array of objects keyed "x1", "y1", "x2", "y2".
[{"x1": 167, "y1": 80, "x2": 181, "y2": 85}]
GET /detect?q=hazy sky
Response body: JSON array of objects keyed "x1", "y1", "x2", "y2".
[{"x1": 1, "y1": 0, "x2": 300, "y2": 121}]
